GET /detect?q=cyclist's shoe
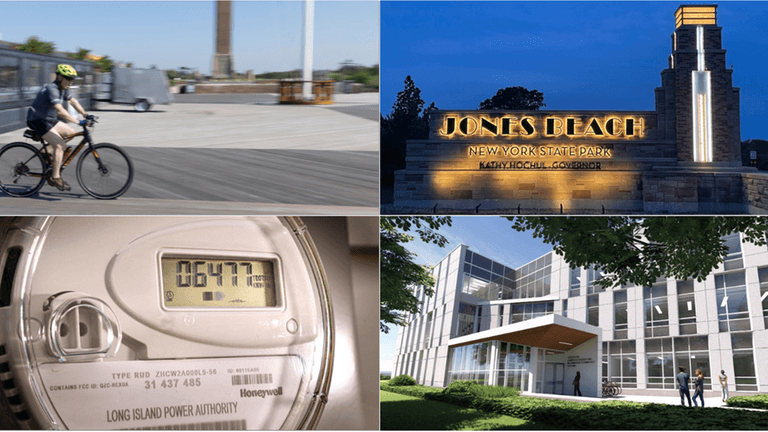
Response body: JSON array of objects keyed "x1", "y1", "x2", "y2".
[{"x1": 47, "y1": 176, "x2": 71, "y2": 191}]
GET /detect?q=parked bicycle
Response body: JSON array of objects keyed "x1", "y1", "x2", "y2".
[
  {"x1": 602, "y1": 381, "x2": 622, "y2": 397},
  {"x1": 0, "y1": 116, "x2": 133, "y2": 199}
]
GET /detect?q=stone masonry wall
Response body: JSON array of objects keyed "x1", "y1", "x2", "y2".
[{"x1": 743, "y1": 173, "x2": 768, "y2": 212}]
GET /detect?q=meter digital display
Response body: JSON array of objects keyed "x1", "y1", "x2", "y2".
[
  {"x1": 160, "y1": 256, "x2": 279, "y2": 308},
  {"x1": 0, "y1": 217, "x2": 333, "y2": 430}
]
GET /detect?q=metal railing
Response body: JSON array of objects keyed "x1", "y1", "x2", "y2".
[{"x1": 0, "y1": 47, "x2": 94, "y2": 134}]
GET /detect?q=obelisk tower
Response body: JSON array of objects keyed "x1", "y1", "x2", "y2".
[{"x1": 212, "y1": 0, "x2": 234, "y2": 78}]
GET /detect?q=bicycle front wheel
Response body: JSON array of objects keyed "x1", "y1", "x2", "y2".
[
  {"x1": 76, "y1": 143, "x2": 133, "y2": 199},
  {"x1": 0, "y1": 143, "x2": 46, "y2": 197}
]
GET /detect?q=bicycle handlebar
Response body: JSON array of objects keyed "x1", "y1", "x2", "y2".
[{"x1": 81, "y1": 115, "x2": 98, "y2": 130}]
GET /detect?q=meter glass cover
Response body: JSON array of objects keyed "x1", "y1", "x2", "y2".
[{"x1": 161, "y1": 257, "x2": 277, "y2": 308}]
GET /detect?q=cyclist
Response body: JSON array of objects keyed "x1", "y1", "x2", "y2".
[{"x1": 26, "y1": 64, "x2": 91, "y2": 191}]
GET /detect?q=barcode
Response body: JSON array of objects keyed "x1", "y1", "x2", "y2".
[
  {"x1": 127, "y1": 419, "x2": 246, "y2": 430},
  {"x1": 231, "y1": 373, "x2": 273, "y2": 386},
  {"x1": 203, "y1": 292, "x2": 213, "y2": 301}
]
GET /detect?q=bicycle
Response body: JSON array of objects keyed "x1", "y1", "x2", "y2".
[
  {"x1": 0, "y1": 116, "x2": 133, "y2": 199},
  {"x1": 602, "y1": 381, "x2": 621, "y2": 397}
]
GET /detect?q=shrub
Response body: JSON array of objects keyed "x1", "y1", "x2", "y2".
[
  {"x1": 443, "y1": 380, "x2": 478, "y2": 394},
  {"x1": 381, "y1": 382, "x2": 443, "y2": 399},
  {"x1": 727, "y1": 394, "x2": 768, "y2": 410},
  {"x1": 468, "y1": 385, "x2": 520, "y2": 399},
  {"x1": 389, "y1": 374, "x2": 416, "y2": 386},
  {"x1": 380, "y1": 374, "x2": 391, "y2": 380},
  {"x1": 385, "y1": 385, "x2": 768, "y2": 430},
  {"x1": 442, "y1": 380, "x2": 519, "y2": 398}
]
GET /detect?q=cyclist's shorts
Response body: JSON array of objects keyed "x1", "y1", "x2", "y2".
[{"x1": 27, "y1": 118, "x2": 57, "y2": 137}]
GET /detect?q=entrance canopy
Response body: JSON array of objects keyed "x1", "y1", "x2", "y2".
[{"x1": 448, "y1": 314, "x2": 600, "y2": 350}]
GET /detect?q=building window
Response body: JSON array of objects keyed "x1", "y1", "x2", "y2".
[
  {"x1": 587, "y1": 294, "x2": 599, "y2": 326},
  {"x1": 758, "y1": 267, "x2": 768, "y2": 328},
  {"x1": 674, "y1": 335, "x2": 710, "y2": 390},
  {"x1": 602, "y1": 342, "x2": 608, "y2": 380},
  {"x1": 722, "y1": 233, "x2": 744, "y2": 271},
  {"x1": 498, "y1": 305, "x2": 504, "y2": 327},
  {"x1": 446, "y1": 342, "x2": 491, "y2": 385},
  {"x1": 614, "y1": 289, "x2": 628, "y2": 339},
  {"x1": 423, "y1": 312, "x2": 433, "y2": 350},
  {"x1": 606, "y1": 340, "x2": 637, "y2": 388},
  {"x1": 462, "y1": 251, "x2": 515, "y2": 301},
  {"x1": 676, "y1": 280, "x2": 697, "y2": 335},
  {"x1": 646, "y1": 336, "x2": 709, "y2": 390},
  {"x1": 644, "y1": 282, "x2": 669, "y2": 337},
  {"x1": 496, "y1": 342, "x2": 531, "y2": 390},
  {"x1": 731, "y1": 333, "x2": 757, "y2": 391},
  {"x1": 645, "y1": 338, "x2": 674, "y2": 389},
  {"x1": 569, "y1": 266, "x2": 581, "y2": 297},
  {"x1": 587, "y1": 265, "x2": 605, "y2": 294},
  {"x1": 456, "y1": 303, "x2": 478, "y2": 337},
  {"x1": 562, "y1": 299, "x2": 568, "y2": 318},
  {"x1": 510, "y1": 302, "x2": 554, "y2": 323},
  {"x1": 715, "y1": 271, "x2": 750, "y2": 332},
  {"x1": 513, "y1": 253, "x2": 552, "y2": 299},
  {"x1": 414, "y1": 317, "x2": 423, "y2": 351}
]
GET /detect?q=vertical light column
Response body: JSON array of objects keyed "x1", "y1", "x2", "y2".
[
  {"x1": 302, "y1": 0, "x2": 315, "y2": 100},
  {"x1": 692, "y1": 25, "x2": 713, "y2": 162}
]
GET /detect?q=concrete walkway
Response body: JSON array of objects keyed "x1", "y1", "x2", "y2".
[
  {"x1": 0, "y1": 196, "x2": 376, "y2": 215},
  {"x1": 0, "y1": 93, "x2": 378, "y2": 151},
  {"x1": 0, "y1": 93, "x2": 378, "y2": 212}
]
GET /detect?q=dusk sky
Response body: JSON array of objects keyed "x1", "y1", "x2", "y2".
[
  {"x1": 380, "y1": 216, "x2": 554, "y2": 373},
  {"x1": 381, "y1": 1, "x2": 768, "y2": 141},
  {"x1": 1, "y1": 1, "x2": 379, "y2": 75}
]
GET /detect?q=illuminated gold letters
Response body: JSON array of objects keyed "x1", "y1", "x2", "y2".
[
  {"x1": 468, "y1": 144, "x2": 612, "y2": 158},
  {"x1": 440, "y1": 114, "x2": 644, "y2": 139}
]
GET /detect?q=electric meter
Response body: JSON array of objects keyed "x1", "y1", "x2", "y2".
[{"x1": 0, "y1": 216, "x2": 333, "y2": 430}]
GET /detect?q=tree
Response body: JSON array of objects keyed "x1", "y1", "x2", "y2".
[
  {"x1": 67, "y1": 48, "x2": 91, "y2": 61},
  {"x1": 380, "y1": 76, "x2": 437, "y2": 197},
  {"x1": 479, "y1": 86, "x2": 546, "y2": 110},
  {"x1": 507, "y1": 217, "x2": 768, "y2": 288},
  {"x1": 15, "y1": 36, "x2": 55, "y2": 54},
  {"x1": 95, "y1": 56, "x2": 114, "y2": 73},
  {"x1": 381, "y1": 216, "x2": 451, "y2": 333}
]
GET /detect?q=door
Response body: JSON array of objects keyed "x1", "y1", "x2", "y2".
[{"x1": 543, "y1": 363, "x2": 565, "y2": 394}]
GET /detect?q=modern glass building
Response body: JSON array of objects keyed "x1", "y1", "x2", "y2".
[{"x1": 392, "y1": 233, "x2": 768, "y2": 397}]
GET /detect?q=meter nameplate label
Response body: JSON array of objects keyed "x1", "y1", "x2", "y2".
[
  {"x1": 39, "y1": 357, "x2": 302, "y2": 429},
  {"x1": 161, "y1": 257, "x2": 278, "y2": 308}
]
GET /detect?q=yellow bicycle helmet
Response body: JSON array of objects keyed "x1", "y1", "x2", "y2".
[{"x1": 56, "y1": 64, "x2": 77, "y2": 79}]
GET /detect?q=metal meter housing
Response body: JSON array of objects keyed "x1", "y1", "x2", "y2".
[{"x1": 0, "y1": 216, "x2": 333, "y2": 430}]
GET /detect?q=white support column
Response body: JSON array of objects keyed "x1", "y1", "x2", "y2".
[{"x1": 301, "y1": 0, "x2": 314, "y2": 100}]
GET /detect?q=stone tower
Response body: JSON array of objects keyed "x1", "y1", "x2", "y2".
[
  {"x1": 655, "y1": 5, "x2": 741, "y2": 165},
  {"x1": 212, "y1": 0, "x2": 234, "y2": 78}
]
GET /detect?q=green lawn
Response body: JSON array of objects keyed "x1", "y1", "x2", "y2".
[{"x1": 381, "y1": 390, "x2": 548, "y2": 430}]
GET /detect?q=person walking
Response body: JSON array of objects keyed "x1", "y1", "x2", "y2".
[
  {"x1": 676, "y1": 366, "x2": 692, "y2": 407},
  {"x1": 573, "y1": 371, "x2": 582, "y2": 396},
  {"x1": 719, "y1": 370, "x2": 729, "y2": 403},
  {"x1": 692, "y1": 369, "x2": 705, "y2": 407}
]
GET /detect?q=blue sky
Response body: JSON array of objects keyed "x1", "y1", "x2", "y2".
[
  {"x1": 380, "y1": 216, "x2": 555, "y2": 373},
  {"x1": 1, "y1": 1, "x2": 379, "y2": 74},
  {"x1": 381, "y1": 1, "x2": 768, "y2": 141}
]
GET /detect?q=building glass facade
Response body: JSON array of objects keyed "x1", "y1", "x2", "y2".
[{"x1": 393, "y1": 234, "x2": 768, "y2": 396}]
